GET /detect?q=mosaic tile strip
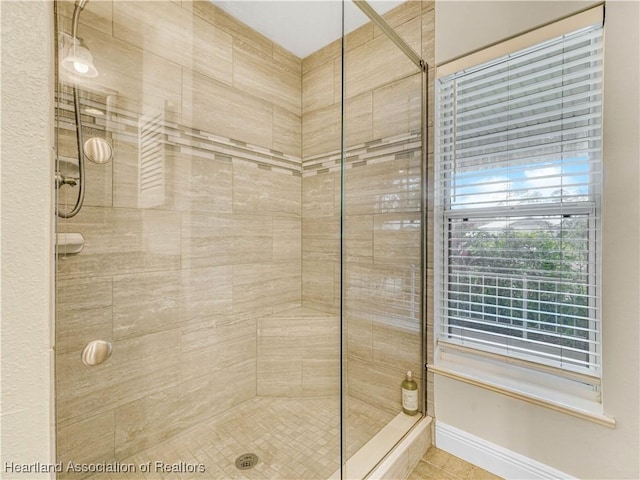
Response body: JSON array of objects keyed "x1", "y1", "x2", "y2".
[
  {"x1": 58, "y1": 92, "x2": 422, "y2": 180},
  {"x1": 302, "y1": 130, "x2": 423, "y2": 177},
  {"x1": 56, "y1": 92, "x2": 303, "y2": 177}
]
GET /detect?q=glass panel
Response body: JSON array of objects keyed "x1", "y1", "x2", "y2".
[
  {"x1": 54, "y1": 1, "x2": 343, "y2": 478},
  {"x1": 54, "y1": 1, "x2": 429, "y2": 478},
  {"x1": 342, "y1": 1, "x2": 425, "y2": 477}
]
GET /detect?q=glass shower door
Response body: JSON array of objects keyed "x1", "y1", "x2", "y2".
[
  {"x1": 341, "y1": 1, "x2": 426, "y2": 477},
  {"x1": 53, "y1": 0, "x2": 429, "y2": 478},
  {"x1": 54, "y1": 1, "x2": 342, "y2": 478}
]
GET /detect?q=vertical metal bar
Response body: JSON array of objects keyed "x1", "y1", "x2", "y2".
[
  {"x1": 340, "y1": 1, "x2": 346, "y2": 478},
  {"x1": 421, "y1": 64, "x2": 430, "y2": 416}
]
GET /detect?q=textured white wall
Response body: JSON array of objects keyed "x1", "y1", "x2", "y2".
[
  {"x1": 434, "y1": 2, "x2": 640, "y2": 479},
  {"x1": 0, "y1": 1, "x2": 55, "y2": 477}
]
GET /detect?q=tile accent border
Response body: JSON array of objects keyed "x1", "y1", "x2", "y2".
[
  {"x1": 302, "y1": 130, "x2": 422, "y2": 177},
  {"x1": 59, "y1": 91, "x2": 420, "y2": 180},
  {"x1": 435, "y1": 421, "x2": 578, "y2": 480},
  {"x1": 57, "y1": 91, "x2": 302, "y2": 176}
]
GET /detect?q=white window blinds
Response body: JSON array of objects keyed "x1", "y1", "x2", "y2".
[{"x1": 435, "y1": 21, "x2": 603, "y2": 380}]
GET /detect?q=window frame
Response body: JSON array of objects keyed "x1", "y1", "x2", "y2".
[{"x1": 433, "y1": 6, "x2": 605, "y2": 409}]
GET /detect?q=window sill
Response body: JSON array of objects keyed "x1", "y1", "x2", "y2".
[{"x1": 428, "y1": 356, "x2": 616, "y2": 429}]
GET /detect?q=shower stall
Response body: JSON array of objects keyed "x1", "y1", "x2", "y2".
[{"x1": 54, "y1": 0, "x2": 434, "y2": 477}]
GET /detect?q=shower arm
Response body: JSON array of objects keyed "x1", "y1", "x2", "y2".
[{"x1": 56, "y1": 0, "x2": 88, "y2": 218}]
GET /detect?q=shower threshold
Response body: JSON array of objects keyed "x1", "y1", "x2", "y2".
[{"x1": 330, "y1": 413, "x2": 431, "y2": 479}]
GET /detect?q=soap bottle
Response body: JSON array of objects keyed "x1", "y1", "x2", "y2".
[{"x1": 401, "y1": 370, "x2": 418, "y2": 416}]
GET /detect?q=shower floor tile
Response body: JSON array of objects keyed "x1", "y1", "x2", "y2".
[{"x1": 88, "y1": 396, "x2": 394, "y2": 480}]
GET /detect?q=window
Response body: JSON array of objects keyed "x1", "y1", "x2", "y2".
[{"x1": 435, "y1": 16, "x2": 603, "y2": 388}]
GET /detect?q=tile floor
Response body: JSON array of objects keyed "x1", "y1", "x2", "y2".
[
  {"x1": 80, "y1": 395, "x2": 499, "y2": 480},
  {"x1": 408, "y1": 447, "x2": 503, "y2": 480},
  {"x1": 86, "y1": 396, "x2": 394, "y2": 480}
]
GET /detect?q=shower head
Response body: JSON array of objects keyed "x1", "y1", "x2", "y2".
[
  {"x1": 62, "y1": 36, "x2": 98, "y2": 77},
  {"x1": 63, "y1": 0, "x2": 98, "y2": 78}
]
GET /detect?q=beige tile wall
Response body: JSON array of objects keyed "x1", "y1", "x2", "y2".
[{"x1": 257, "y1": 307, "x2": 340, "y2": 397}]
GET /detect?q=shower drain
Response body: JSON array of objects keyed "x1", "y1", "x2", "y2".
[{"x1": 235, "y1": 453, "x2": 259, "y2": 470}]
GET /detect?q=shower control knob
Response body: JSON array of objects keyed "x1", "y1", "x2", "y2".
[
  {"x1": 55, "y1": 171, "x2": 78, "y2": 188},
  {"x1": 81, "y1": 340, "x2": 113, "y2": 366}
]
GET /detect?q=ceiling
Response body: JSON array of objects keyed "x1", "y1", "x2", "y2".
[{"x1": 211, "y1": 1, "x2": 405, "y2": 58}]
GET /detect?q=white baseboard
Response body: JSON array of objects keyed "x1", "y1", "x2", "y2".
[{"x1": 435, "y1": 421, "x2": 577, "y2": 480}]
